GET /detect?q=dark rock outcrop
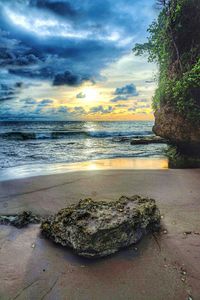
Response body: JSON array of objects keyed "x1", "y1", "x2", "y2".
[
  {"x1": 41, "y1": 196, "x2": 161, "y2": 258},
  {"x1": 153, "y1": 104, "x2": 200, "y2": 155},
  {"x1": 130, "y1": 136, "x2": 167, "y2": 145},
  {"x1": 0, "y1": 211, "x2": 42, "y2": 228}
]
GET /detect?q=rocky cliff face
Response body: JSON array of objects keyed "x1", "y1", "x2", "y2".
[{"x1": 153, "y1": 104, "x2": 200, "y2": 155}]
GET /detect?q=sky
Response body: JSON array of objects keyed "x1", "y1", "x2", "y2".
[{"x1": 0, "y1": 0, "x2": 158, "y2": 121}]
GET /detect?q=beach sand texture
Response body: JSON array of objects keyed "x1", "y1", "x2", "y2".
[{"x1": 0, "y1": 166, "x2": 200, "y2": 299}]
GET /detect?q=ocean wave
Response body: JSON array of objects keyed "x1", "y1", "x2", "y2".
[
  {"x1": 0, "y1": 130, "x2": 153, "y2": 140},
  {"x1": 87, "y1": 130, "x2": 152, "y2": 138},
  {"x1": 0, "y1": 131, "x2": 86, "y2": 140}
]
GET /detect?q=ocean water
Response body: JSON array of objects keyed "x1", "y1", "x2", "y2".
[{"x1": 0, "y1": 121, "x2": 167, "y2": 169}]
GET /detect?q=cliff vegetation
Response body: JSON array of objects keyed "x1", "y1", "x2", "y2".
[{"x1": 133, "y1": 0, "x2": 200, "y2": 123}]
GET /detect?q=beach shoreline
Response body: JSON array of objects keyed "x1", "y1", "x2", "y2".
[
  {"x1": 0, "y1": 120, "x2": 168, "y2": 170},
  {"x1": 0, "y1": 157, "x2": 168, "y2": 182}
]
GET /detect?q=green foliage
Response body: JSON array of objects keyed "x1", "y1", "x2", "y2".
[
  {"x1": 133, "y1": 11, "x2": 170, "y2": 67},
  {"x1": 133, "y1": 0, "x2": 200, "y2": 123},
  {"x1": 153, "y1": 59, "x2": 200, "y2": 120},
  {"x1": 172, "y1": 60, "x2": 200, "y2": 121}
]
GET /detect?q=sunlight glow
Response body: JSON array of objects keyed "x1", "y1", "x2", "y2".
[{"x1": 82, "y1": 88, "x2": 99, "y2": 103}]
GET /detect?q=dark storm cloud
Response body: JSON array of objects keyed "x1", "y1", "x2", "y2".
[
  {"x1": 1, "y1": 28, "x2": 117, "y2": 85},
  {"x1": 53, "y1": 71, "x2": 89, "y2": 86},
  {"x1": 0, "y1": 82, "x2": 22, "y2": 101},
  {"x1": 0, "y1": 83, "x2": 14, "y2": 99},
  {"x1": 0, "y1": 30, "x2": 43, "y2": 68},
  {"x1": 0, "y1": 52, "x2": 41, "y2": 67},
  {"x1": 0, "y1": 0, "x2": 156, "y2": 120},
  {"x1": 8, "y1": 67, "x2": 54, "y2": 80},
  {"x1": 30, "y1": 0, "x2": 79, "y2": 18},
  {"x1": 0, "y1": 0, "x2": 155, "y2": 88},
  {"x1": 13, "y1": 54, "x2": 41, "y2": 66},
  {"x1": 0, "y1": 4, "x2": 124, "y2": 86}
]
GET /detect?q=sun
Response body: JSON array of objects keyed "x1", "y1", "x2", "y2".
[{"x1": 83, "y1": 88, "x2": 99, "y2": 103}]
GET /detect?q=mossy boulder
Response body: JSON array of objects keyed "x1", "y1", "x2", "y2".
[{"x1": 41, "y1": 196, "x2": 161, "y2": 258}]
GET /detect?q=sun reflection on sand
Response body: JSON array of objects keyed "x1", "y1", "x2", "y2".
[
  {"x1": 77, "y1": 158, "x2": 168, "y2": 171},
  {"x1": 0, "y1": 158, "x2": 168, "y2": 182}
]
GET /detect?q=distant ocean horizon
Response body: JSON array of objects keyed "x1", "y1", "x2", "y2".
[{"x1": 0, "y1": 120, "x2": 167, "y2": 169}]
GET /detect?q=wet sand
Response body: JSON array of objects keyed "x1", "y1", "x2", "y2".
[
  {"x1": 0, "y1": 157, "x2": 168, "y2": 181},
  {"x1": 0, "y1": 163, "x2": 200, "y2": 299}
]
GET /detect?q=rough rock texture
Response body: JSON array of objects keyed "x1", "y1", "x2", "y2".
[
  {"x1": 153, "y1": 104, "x2": 200, "y2": 154},
  {"x1": 41, "y1": 196, "x2": 161, "y2": 258},
  {"x1": 0, "y1": 211, "x2": 42, "y2": 228},
  {"x1": 130, "y1": 136, "x2": 167, "y2": 145}
]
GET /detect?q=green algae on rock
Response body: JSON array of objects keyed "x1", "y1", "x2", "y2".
[
  {"x1": 41, "y1": 196, "x2": 161, "y2": 258},
  {"x1": 165, "y1": 146, "x2": 200, "y2": 169}
]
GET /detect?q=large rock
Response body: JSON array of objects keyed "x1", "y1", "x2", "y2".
[
  {"x1": 153, "y1": 104, "x2": 200, "y2": 154},
  {"x1": 41, "y1": 196, "x2": 161, "y2": 258}
]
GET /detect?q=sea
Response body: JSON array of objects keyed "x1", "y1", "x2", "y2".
[{"x1": 0, "y1": 121, "x2": 167, "y2": 170}]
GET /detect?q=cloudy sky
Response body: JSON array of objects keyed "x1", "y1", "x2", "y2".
[{"x1": 0, "y1": 0, "x2": 157, "y2": 121}]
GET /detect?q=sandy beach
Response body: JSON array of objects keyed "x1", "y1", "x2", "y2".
[
  {"x1": 1, "y1": 0, "x2": 199, "y2": 298},
  {"x1": 0, "y1": 159, "x2": 200, "y2": 299}
]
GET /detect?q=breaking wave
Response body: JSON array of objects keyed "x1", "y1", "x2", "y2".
[{"x1": 0, "y1": 130, "x2": 153, "y2": 140}]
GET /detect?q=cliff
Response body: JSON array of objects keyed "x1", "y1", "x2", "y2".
[
  {"x1": 133, "y1": 0, "x2": 200, "y2": 154},
  {"x1": 153, "y1": 104, "x2": 200, "y2": 154}
]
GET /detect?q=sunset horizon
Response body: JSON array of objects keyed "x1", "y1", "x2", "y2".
[{"x1": 0, "y1": 0, "x2": 157, "y2": 121}]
